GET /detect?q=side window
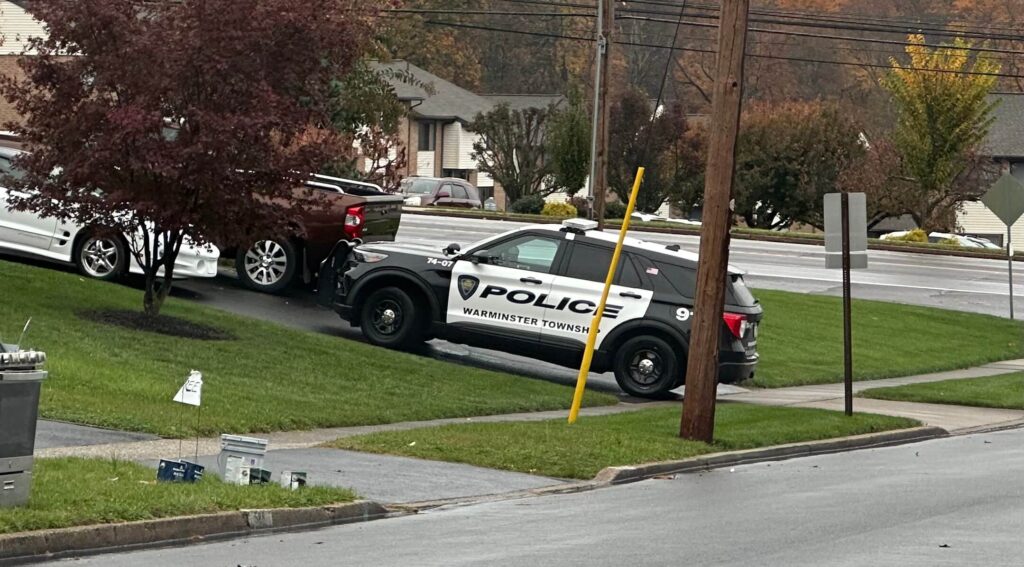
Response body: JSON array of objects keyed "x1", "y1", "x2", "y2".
[
  {"x1": 619, "y1": 254, "x2": 644, "y2": 288},
  {"x1": 452, "y1": 185, "x2": 469, "y2": 199},
  {"x1": 438, "y1": 183, "x2": 454, "y2": 198},
  {"x1": 486, "y1": 235, "x2": 561, "y2": 273},
  {"x1": 564, "y1": 243, "x2": 614, "y2": 283},
  {"x1": 652, "y1": 261, "x2": 698, "y2": 298},
  {"x1": 564, "y1": 243, "x2": 641, "y2": 286}
]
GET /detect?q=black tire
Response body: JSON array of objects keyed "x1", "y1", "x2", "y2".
[
  {"x1": 613, "y1": 335, "x2": 682, "y2": 399},
  {"x1": 235, "y1": 238, "x2": 298, "y2": 294},
  {"x1": 74, "y1": 232, "x2": 128, "y2": 281},
  {"x1": 359, "y1": 286, "x2": 423, "y2": 349}
]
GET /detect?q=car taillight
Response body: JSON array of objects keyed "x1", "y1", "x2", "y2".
[
  {"x1": 344, "y1": 205, "x2": 365, "y2": 239},
  {"x1": 723, "y1": 312, "x2": 749, "y2": 339}
]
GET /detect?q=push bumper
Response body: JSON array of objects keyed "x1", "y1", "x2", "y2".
[{"x1": 316, "y1": 239, "x2": 359, "y2": 311}]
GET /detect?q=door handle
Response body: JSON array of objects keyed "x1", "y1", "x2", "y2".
[
  {"x1": 520, "y1": 277, "x2": 543, "y2": 284},
  {"x1": 619, "y1": 291, "x2": 643, "y2": 299}
]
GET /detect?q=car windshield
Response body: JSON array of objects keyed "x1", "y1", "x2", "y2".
[
  {"x1": 401, "y1": 179, "x2": 438, "y2": 195},
  {"x1": 0, "y1": 157, "x2": 27, "y2": 182}
]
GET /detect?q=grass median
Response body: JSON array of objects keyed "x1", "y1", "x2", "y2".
[
  {"x1": 751, "y1": 289, "x2": 1024, "y2": 388},
  {"x1": 330, "y1": 404, "x2": 918, "y2": 479},
  {"x1": 859, "y1": 373, "x2": 1024, "y2": 410},
  {"x1": 1, "y1": 259, "x2": 616, "y2": 436},
  {"x1": 0, "y1": 457, "x2": 355, "y2": 535}
]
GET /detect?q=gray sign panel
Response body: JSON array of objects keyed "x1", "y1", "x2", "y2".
[
  {"x1": 981, "y1": 173, "x2": 1024, "y2": 227},
  {"x1": 824, "y1": 192, "x2": 867, "y2": 270}
]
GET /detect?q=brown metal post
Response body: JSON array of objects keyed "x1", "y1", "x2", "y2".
[
  {"x1": 594, "y1": 0, "x2": 613, "y2": 228},
  {"x1": 679, "y1": 0, "x2": 750, "y2": 442},
  {"x1": 841, "y1": 192, "x2": 853, "y2": 416}
]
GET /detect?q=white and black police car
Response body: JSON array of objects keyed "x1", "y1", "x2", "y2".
[{"x1": 318, "y1": 218, "x2": 762, "y2": 399}]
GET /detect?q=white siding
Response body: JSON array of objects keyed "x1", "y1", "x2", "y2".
[
  {"x1": 958, "y1": 201, "x2": 1022, "y2": 249},
  {"x1": 477, "y1": 170, "x2": 493, "y2": 188},
  {"x1": 416, "y1": 152, "x2": 435, "y2": 176},
  {"x1": 0, "y1": 2, "x2": 47, "y2": 55},
  {"x1": 441, "y1": 122, "x2": 477, "y2": 170}
]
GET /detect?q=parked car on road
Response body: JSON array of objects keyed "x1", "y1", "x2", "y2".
[
  {"x1": 0, "y1": 148, "x2": 218, "y2": 281},
  {"x1": 228, "y1": 174, "x2": 404, "y2": 294},
  {"x1": 318, "y1": 218, "x2": 762, "y2": 399},
  {"x1": 400, "y1": 177, "x2": 482, "y2": 209}
]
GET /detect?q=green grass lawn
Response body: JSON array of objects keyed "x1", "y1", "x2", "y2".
[
  {"x1": 751, "y1": 289, "x2": 1024, "y2": 388},
  {"x1": 0, "y1": 259, "x2": 616, "y2": 436},
  {"x1": 330, "y1": 404, "x2": 918, "y2": 479},
  {"x1": 859, "y1": 373, "x2": 1024, "y2": 410},
  {"x1": 0, "y1": 458, "x2": 355, "y2": 535}
]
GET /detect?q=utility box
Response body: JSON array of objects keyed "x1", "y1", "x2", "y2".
[
  {"x1": 0, "y1": 342, "x2": 47, "y2": 508},
  {"x1": 218, "y1": 434, "x2": 268, "y2": 485}
]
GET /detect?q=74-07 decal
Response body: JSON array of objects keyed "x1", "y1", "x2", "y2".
[{"x1": 427, "y1": 257, "x2": 454, "y2": 268}]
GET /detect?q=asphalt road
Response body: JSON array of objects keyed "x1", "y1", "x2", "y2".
[
  {"x1": 55, "y1": 427, "x2": 1024, "y2": 566},
  {"x1": 398, "y1": 214, "x2": 1024, "y2": 318}
]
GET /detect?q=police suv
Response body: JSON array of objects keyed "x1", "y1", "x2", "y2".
[{"x1": 318, "y1": 218, "x2": 762, "y2": 399}]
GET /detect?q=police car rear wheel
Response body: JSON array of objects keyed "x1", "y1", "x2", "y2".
[
  {"x1": 613, "y1": 336, "x2": 680, "y2": 399},
  {"x1": 361, "y1": 287, "x2": 422, "y2": 349}
]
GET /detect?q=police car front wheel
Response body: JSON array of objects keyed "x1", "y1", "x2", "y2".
[
  {"x1": 613, "y1": 336, "x2": 681, "y2": 399},
  {"x1": 360, "y1": 287, "x2": 423, "y2": 349}
]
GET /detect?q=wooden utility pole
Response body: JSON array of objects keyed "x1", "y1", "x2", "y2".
[
  {"x1": 679, "y1": 0, "x2": 750, "y2": 442},
  {"x1": 593, "y1": 0, "x2": 614, "y2": 228}
]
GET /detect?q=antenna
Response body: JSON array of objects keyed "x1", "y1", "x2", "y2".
[{"x1": 16, "y1": 318, "x2": 31, "y2": 347}]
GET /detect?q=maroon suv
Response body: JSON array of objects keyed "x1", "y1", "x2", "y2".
[
  {"x1": 231, "y1": 175, "x2": 403, "y2": 294},
  {"x1": 400, "y1": 177, "x2": 482, "y2": 209}
]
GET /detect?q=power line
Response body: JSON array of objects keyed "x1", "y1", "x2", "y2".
[
  {"x1": 385, "y1": 6, "x2": 1024, "y2": 54},
  {"x1": 617, "y1": 13, "x2": 1024, "y2": 56},
  {"x1": 470, "y1": 0, "x2": 1024, "y2": 43},
  {"x1": 379, "y1": 15, "x2": 1024, "y2": 81}
]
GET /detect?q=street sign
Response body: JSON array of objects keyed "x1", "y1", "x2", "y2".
[
  {"x1": 823, "y1": 192, "x2": 867, "y2": 416},
  {"x1": 980, "y1": 173, "x2": 1024, "y2": 319},
  {"x1": 981, "y1": 173, "x2": 1024, "y2": 227},
  {"x1": 824, "y1": 192, "x2": 867, "y2": 270}
]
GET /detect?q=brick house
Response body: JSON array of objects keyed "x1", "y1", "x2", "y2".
[
  {"x1": 0, "y1": 0, "x2": 45, "y2": 126},
  {"x1": 375, "y1": 60, "x2": 563, "y2": 210}
]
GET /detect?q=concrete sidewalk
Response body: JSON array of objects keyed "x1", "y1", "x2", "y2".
[
  {"x1": 33, "y1": 359, "x2": 1024, "y2": 504},
  {"x1": 719, "y1": 358, "x2": 1024, "y2": 433}
]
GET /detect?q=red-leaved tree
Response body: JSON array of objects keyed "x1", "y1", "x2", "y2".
[{"x1": 1, "y1": 0, "x2": 381, "y2": 315}]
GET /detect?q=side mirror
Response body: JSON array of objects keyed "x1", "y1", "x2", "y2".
[
  {"x1": 470, "y1": 249, "x2": 491, "y2": 264},
  {"x1": 436, "y1": 191, "x2": 451, "y2": 199},
  {"x1": 444, "y1": 243, "x2": 461, "y2": 256}
]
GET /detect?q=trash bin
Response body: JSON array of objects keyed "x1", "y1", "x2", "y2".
[
  {"x1": 0, "y1": 342, "x2": 47, "y2": 508},
  {"x1": 218, "y1": 434, "x2": 268, "y2": 485},
  {"x1": 484, "y1": 197, "x2": 498, "y2": 212}
]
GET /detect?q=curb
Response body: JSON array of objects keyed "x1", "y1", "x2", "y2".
[
  {"x1": 406, "y1": 209, "x2": 1021, "y2": 262},
  {"x1": 592, "y1": 426, "x2": 949, "y2": 485},
  {"x1": 0, "y1": 500, "x2": 390, "y2": 565}
]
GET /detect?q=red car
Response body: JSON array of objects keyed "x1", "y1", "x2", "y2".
[
  {"x1": 400, "y1": 177, "x2": 482, "y2": 209},
  {"x1": 230, "y1": 175, "x2": 403, "y2": 294}
]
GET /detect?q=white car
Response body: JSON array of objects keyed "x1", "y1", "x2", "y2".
[{"x1": 0, "y1": 147, "x2": 219, "y2": 280}]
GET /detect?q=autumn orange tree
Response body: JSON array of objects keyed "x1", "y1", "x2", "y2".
[{"x1": 882, "y1": 34, "x2": 1000, "y2": 230}]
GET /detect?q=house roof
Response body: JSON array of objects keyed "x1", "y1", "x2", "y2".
[
  {"x1": 984, "y1": 93, "x2": 1024, "y2": 159},
  {"x1": 373, "y1": 60, "x2": 494, "y2": 124}
]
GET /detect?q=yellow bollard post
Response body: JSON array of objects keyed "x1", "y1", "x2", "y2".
[{"x1": 568, "y1": 167, "x2": 646, "y2": 424}]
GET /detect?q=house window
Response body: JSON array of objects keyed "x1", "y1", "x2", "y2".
[
  {"x1": 418, "y1": 122, "x2": 436, "y2": 152},
  {"x1": 442, "y1": 168, "x2": 471, "y2": 180}
]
